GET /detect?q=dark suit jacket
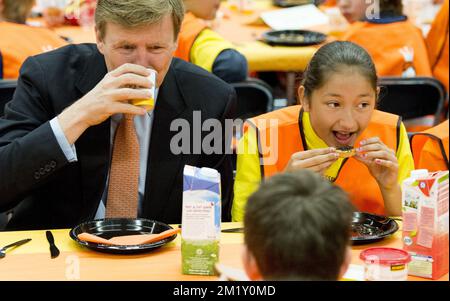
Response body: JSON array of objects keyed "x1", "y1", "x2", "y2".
[{"x1": 0, "y1": 44, "x2": 236, "y2": 230}]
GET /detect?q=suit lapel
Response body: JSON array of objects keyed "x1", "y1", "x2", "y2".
[
  {"x1": 142, "y1": 64, "x2": 188, "y2": 219},
  {"x1": 73, "y1": 46, "x2": 111, "y2": 218}
]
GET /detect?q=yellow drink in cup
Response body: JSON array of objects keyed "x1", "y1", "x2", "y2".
[{"x1": 131, "y1": 69, "x2": 156, "y2": 111}]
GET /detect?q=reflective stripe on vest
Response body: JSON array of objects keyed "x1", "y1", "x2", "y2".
[
  {"x1": 173, "y1": 12, "x2": 207, "y2": 62},
  {"x1": 246, "y1": 105, "x2": 401, "y2": 215}
]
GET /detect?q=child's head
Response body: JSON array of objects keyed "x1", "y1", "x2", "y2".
[
  {"x1": 243, "y1": 170, "x2": 354, "y2": 280},
  {"x1": 338, "y1": 0, "x2": 404, "y2": 23},
  {"x1": 0, "y1": 0, "x2": 35, "y2": 23},
  {"x1": 337, "y1": 0, "x2": 369, "y2": 23},
  {"x1": 299, "y1": 41, "x2": 378, "y2": 148},
  {"x1": 183, "y1": 0, "x2": 221, "y2": 20}
]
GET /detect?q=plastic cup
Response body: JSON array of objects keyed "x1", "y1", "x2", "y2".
[{"x1": 131, "y1": 69, "x2": 156, "y2": 111}]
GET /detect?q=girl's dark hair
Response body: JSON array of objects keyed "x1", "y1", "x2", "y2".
[{"x1": 301, "y1": 41, "x2": 377, "y2": 99}]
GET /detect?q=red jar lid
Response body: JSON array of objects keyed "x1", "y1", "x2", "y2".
[{"x1": 360, "y1": 247, "x2": 411, "y2": 265}]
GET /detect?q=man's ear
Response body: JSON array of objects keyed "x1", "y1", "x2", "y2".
[
  {"x1": 95, "y1": 26, "x2": 105, "y2": 55},
  {"x1": 242, "y1": 246, "x2": 263, "y2": 281},
  {"x1": 338, "y1": 246, "x2": 352, "y2": 280},
  {"x1": 298, "y1": 86, "x2": 310, "y2": 111}
]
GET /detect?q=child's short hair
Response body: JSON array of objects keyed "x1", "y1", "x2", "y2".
[{"x1": 244, "y1": 170, "x2": 354, "y2": 280}]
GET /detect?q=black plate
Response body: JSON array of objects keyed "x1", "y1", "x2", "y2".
[
  {"x1": 273, "y1": 0, "x2": 314, "y2": 8},
  {"x1": 262, "y1": 29, "x2": 327, "y2": 46},
  {"x1": 69, "y1": 218, "x2": 178, "y2": 254},
  {"x1": 351, "y1": 212, "x2": 399, "y2": 245}
]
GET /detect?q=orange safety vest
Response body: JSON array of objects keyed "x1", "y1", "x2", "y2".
[
  {"x1": 246, "y1": 105, "x2": 401, "y2": 215},
  {"x1": 0, "y1": 21, "x2": 67, "y2": 79},
  {"x1": 410, "y1": 120, "x2": 449, "y2": 171},
  {"x1": 426, "y1": 0, "x2": 449, "y2": 92},
  {"x1": 320, "y1": 0, "x2": 337, "y2": 7},
  {"x1": 342, "y1": 20, "x2": 432, "y2": 77},
  {"x1": 173, "y1": 12, "x2": 207, "y2": 62}
]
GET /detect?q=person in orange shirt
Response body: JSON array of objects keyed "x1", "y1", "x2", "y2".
[
  {"x1": 426, "y1": 0, "x2": 449, "y2": 92},
  {"x1": 338, "y1": 0, "x2": 432, "y2": 77},
  {"x1": 0, "y1": 0, "x2": 68, "y2": 79},
  {"x1": 175, "y1": 0, "x2": 248, "y2": 83},
  {"x1": 410, "y1": 119, "x2": 449, "y2": 171}
]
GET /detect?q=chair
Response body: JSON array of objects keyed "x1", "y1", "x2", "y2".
[
  {"x1": 377, "y1": 77, "x2": 447, "y2": 130},
  {"x1": 230, "y1": 77, "x2": 274, "y2": 121},
  {"x1": 0, "y1": 79, "x2": 17, "y2": 117}
]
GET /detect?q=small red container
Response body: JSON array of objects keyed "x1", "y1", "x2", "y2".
[{"x1": 360, "y1": 247, "x2": 411, "y2": 281}]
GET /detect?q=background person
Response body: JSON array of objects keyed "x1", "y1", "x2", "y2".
[
  {"x1": 0, "y1": 0, "x2": 68, "y2": 79},
  {"x1": 338, "y1": 0, "x2": 431, "y2": 77},
  {"x1": 175, "y1": 0, "x2": 248, "y2": 83}
]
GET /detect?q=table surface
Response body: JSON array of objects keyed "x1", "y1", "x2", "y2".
[{"x1": 0, "y1": 222, "x2": 447, "y2": 281}]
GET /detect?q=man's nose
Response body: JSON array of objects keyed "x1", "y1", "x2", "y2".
[{"x1": 133, "y1": 48, "x2": 151, "y2": 67}]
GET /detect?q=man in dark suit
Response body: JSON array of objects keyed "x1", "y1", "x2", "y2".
[{"x1": 0, "y1": 0, "x2": 236, "y2": 230}]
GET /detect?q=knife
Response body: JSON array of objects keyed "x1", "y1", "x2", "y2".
[{"x1": 46, "y1": 230, "x2": 60, "y2": 259}]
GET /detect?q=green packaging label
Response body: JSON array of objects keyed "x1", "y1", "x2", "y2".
[{"x1": 181, "y1": 239, "x2": 220, "y2": 275}]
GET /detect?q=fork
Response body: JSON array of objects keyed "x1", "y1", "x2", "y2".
[{"x1": 0, "y1": 238, "x2": 32, "y2": 258}]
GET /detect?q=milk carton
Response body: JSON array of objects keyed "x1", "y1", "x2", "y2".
[
  {"x1": 402, "y1": 169, "x2": 449, "y2": 279},
  {"x1": 181, "y1": 165, "x2": 221, "y2": 275}
]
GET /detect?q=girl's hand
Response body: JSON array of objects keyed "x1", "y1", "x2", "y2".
[
  {"x1": 284, "y1": 147, "x2": 339, "y2": 175},
  {"x1": 355, "y1": 137, "x2": 399, "y2": 190}
]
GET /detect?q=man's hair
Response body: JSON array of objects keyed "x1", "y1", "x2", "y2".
[
  {"x1": 244, "y1": 170, "x2": 354, "y2": 280},
  {"x1": 1, "y1": 0, "x2": 35, "y2": 24},
  {"x1": 95, "y1": 0, "x2": 185, "y2": 41}
]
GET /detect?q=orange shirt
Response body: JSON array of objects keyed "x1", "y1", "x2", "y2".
[
  {"x1": 0, "y1": 21, "x2": 67, "y2": 79},
  {"x1": 173, "y1": 12, "x2": 207, "y2": 62},
  {"x1": 342, "y1": 20, "x2": 432, "y2": 77},
  {"x1": 426, "y1": 0, "x2": 449, "y2": 91},
  {"x1": 411, "y1": 120, "x2": 449, "y2": 171}
]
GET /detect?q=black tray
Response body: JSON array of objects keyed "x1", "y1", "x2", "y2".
[
  {"x1": 273, "y1": 0, "x2": 314, "y2": 8},
  {"x1": 351, "y1": 212, "x2": 399, "y2": 245},
  {"x1": 69, "y1": 218, "x2": 178, "y2": 254},
  {"x1": 262, "y1": 29, "x2": 327, "y2": 46}
]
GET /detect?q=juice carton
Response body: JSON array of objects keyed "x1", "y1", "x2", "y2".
[
  {"x1": 181, "y1": 165, "x2": 221, "y2": 275},
  {"x1": 402, "y1": 169, "x2": 449, "y2": 279}
]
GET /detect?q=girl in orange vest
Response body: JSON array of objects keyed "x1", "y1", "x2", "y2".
[
  {"x1": 410, "y1": 119, "x2": 449, "y2": 171},
  {"x1": 338, "y1": 0, "x2": 432, "y2": 77},
  {"x1": 232, "y1": 41, "x2": 414, "y2": 221},
  {"x1": 174, "y1": 0, "x2": 248, "y2": 83}
]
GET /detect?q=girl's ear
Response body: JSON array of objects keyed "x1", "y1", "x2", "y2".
[
  {"x1": 298, "y1": 86, "x2": 310, "y2": 111},
  {"x1": 376, "y1": 86, "x2": 381, "y2": 100}
]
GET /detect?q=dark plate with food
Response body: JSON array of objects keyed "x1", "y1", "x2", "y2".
[
  {"x1": 272, "y1": 0, "x2": 314, "y2": 7},
  {"x1": 261, "y1": 29, "x2": 327, "y2": 46},
  {"x1": 351, "y1": 212, "x2": 399, "y2": 245},
  {"x1": 69, "y1": 218, "x2": 178, "y2": 254}
]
